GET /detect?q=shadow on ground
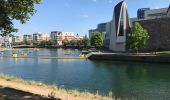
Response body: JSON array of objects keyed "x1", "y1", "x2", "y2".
[{"x1": 0, "y1": 86, "x2": 60, "y2": 100}]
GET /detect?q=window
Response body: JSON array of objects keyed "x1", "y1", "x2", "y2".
[{"x1": 118, "y1": 8, "x2": 124, "y2": 36}]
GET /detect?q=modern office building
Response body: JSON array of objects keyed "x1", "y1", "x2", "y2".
[
  {"x1": 33, "y1": 32, "x2": 50, "y2": 42},
  {"x1": 88, "y1": 29, "x2": 97, "y2": 39},
  {"x1": 137, "y1": 8, "x2": 150, "y2": 20},
  {"x1": 107, "y1": 1, "x2": 131, "y2": 51},
  {"x1": 138, "y1": 6, "x2": 170, "y2": 20},
  {"x1": 88, "y1": 23, "x2": 107, "y2": 41}
]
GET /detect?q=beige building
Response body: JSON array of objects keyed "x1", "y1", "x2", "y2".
[
  {"x1": 33, "y1": 32, "x2": 50, "y2": 41},
  {"x1": 13, "y1": 36, "x2": 24, "y2": 43},
  {"x1": 23, "y1": 35, "x2": 33, "y2": 42},
  {"x1": 51, "y1": 31, "x2": 84, "y2": 45}
]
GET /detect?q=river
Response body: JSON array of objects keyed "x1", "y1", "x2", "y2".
[{"x1": 0, "y1": 48, "x2": 170, "y2": 100}]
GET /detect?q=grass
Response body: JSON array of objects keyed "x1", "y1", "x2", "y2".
[
  {"x1": 0, "y1": 74, "x2": 113, "y2": 100},
  {"x1": 155, "y1": 51, "x2": 170, "y2": 55}
]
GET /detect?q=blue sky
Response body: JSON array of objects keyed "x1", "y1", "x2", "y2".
[{"x1": 13, "y1": 0, "x2": 170, "y2": 36}]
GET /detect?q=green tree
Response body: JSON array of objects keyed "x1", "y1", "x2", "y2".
[
  {"x1": 32, "y1": 40, "x2": 40, "y2": 46},
  {"x1": 126, "y1": 22, "x2": 149, "y2": 52},
  {"x1": 90, "y1": 32, "x2": 103, "y2": 47},
  {"x1": 0, "y1": 0, "x2": 41, "y2": 36},
  {"x1": 82, "y1": 35, "x2": 90, "y2": 47},
  {"x1": 62, "y1": 39, "x2": 69, "y2": 46},
  {"x1": 46, "y1": 40, "x2": 55, "y2": 46},
  {"x1": 40, "y1": 41, "x2": 47, "y2": 47}
]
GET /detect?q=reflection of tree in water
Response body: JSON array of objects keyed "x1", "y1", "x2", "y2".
[
  {"x1": 92, "y1": 61, "x2": 133, "y2": 100},
  {"x1": 91, "y1": 61, "x2": 170, "y2": 100},
  {"x1": 126, "y1": 63, "x2": 170, "y2": 81}
]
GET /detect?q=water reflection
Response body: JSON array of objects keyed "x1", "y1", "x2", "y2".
[{"x1": 0, "y1": 49, "x2": 170, "y2": 99}]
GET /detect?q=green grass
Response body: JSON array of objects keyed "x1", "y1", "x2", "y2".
[
  {"x1": 0, "y1": 74, "x2": 113, "y2": 100},
  {"x1": 156, "y1": 51, "x2": 170, "y2": 55}
]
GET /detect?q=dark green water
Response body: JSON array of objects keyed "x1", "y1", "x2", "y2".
[{"x1": 0, "y1": 49, "x2": 170, "y2": 100}]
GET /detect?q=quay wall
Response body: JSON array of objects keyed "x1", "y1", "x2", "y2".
[{"x1": 88, "y1": 54, "x2": 170, "y2": 63}]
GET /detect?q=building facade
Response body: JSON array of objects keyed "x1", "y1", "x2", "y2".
[
  {"x1": 13, "y1": 36, "x2": 24, "y2": 43},
  {"x1": 88, "y1": 23, "x2": 107, "y2": 40},
  {"x1": 107, "y1": 1, "x2": 131, "y2": 52},
  {"x1": 51, "y1": 31, "x2": 63, "y2": 45},
  {"x1": 138, "y1": 6, "x2": 170, "y2": 20},
  {"x1": 137, "y1": 8, "x2": 150, "y2": 20},
  {"x1": 23, "y1": 35, "x2": 33, "y2": 42},
  {"x1": 51, "y1": 31, "x2": 83, "y2": 45},
  {"x1": 33, "y1": 32, "x2": 50, "y2": 41}
]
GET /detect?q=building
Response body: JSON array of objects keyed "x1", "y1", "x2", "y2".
[
  {"x1": 138, "y1": 6, "x2": 170, "y2": 20},
  {"x1": 88, "y1": 29, "x2": 97, "y2": 39},
  {"x1": 106, "y1": 1, "x2": 131, "y2": 51},
  {"x1": 33, "y1": 32, "x2": 50, "y2": 41},
  {"x1": 137, "y1": 8, "x2": 150, "y2": 20},
  {"x1": 88, "y1": 23, "x2": 107, "y2": 41},
  {"x1": 23, "y1": 35, "x2": 33, "y2": 42},
  {"x1": 51, "y1": 31, "x2": 83, "y2": 45},
  {"x1": 62, "y1": 32, "x2": 75, "y2": 41},
  {"x1": 104, "y1": 21, "x2": 112, "y2": 48},
  {"x1": 13, "y1": 36, "x2": 24, "y2": 43},
  {"x1": 0, "y1": 36, "x2": 4, "y2": 47},
  {"x1": 51, "y1": 31, "x2": 63, "y2": 45},
  {"x1": 4, "y1": 35, "x2": 12, "y2": 48},
  {"x1": 74, "y1": 34, "x2": 84, "y2": 41}
]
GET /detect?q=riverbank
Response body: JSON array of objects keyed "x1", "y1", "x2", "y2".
[
  {"x1": 0, "y1": 74, "x2": 113, "y2": 100},
  {"x1": 88, "y1": 53, "x2": 170, "y2": 63}
]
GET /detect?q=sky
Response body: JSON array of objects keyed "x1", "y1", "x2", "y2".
[{"x1": 13, "y1": 0, "x2": 170, "y2": 36}]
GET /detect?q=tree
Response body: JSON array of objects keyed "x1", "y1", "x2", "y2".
[
  {"x1": 40, "y1": 41, "x2": 47, "y2": 47},
  {"x1": 82, "y1": 35, "x2": 90, "y2": 47},
  {"x1": 90, "y1": 32, "x2": 103, "y2": 47},
  {"x1": 46, "y1": 40, "x2": 55, "y2": 46},
  {"x1": 0, "y1": 0, "x2": 41, "y2": 36},
  {"x1": 32, "y1": 40, "x2": 40, "y2": 46},
  {"x1": 126, "y1": 22, "x2": 149, "y2": 52},
  {"x1": 62, "y1": 39, "x2": 69, "y2": 46}
]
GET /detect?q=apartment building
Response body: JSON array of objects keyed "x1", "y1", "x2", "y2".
[
  {"x1": 23, "y1": 35, "x2": 33, "y2": 42},
  {"x1": 13, "y1": 36, "x2": 24, "y2": 43},
  {"x1": 51, "y1": 31, "x2": 83, "y2": 45},
  {"x1": 33, "y1": 32, "x2": 50, "y2": 41}
]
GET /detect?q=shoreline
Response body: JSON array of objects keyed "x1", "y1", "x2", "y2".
[
  {"x1": 0, "y1": 74, "x2": 113, "y2": 100},
  {"x1": 88, "y1": 53, "x2": 170, "y2": 63}
]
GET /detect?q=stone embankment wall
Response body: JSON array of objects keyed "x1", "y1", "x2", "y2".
[
  {"x1": 88, "y1": 54, "x2": 170, "y2": 63},
  {"x1": 137, "y1": 17, "x2": 170, "y2": 51}
]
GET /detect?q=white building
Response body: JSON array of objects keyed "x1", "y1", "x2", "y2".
[
  {"x1": 51, "y1": 31, "x2": 83, "y2": 45},
  {"x1": 33, "y1": 32, "x2": 50, "y2": 41},
  {"x1": 13, "y1": 36, "x2": 24, "y2": 43},
  {"x1": 23, "y1": 35, "x2": 33, "y2": 42}
]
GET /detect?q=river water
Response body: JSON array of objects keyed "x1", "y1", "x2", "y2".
[{"x1": 0, "y1": 48, "x2": 170, "y2": 100}]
